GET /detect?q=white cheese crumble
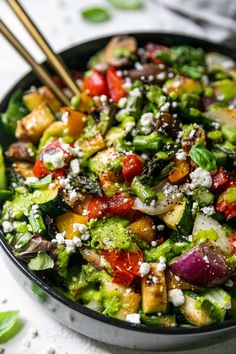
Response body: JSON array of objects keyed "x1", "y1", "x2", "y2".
[
  {"x1": 156, "y1": 256, "x2": 166, "y2": 271},
  {"x1": 25, "y1": 176, "x2": 39, "y2": 185},
  {"x1": 126, "y1": 313, "x2": 141, "y2": 324},
  {"x1": 151, "y1": 241, "x2": 157, "y2": 247},
  {"x1": 140, "y1": 112, "x2": 154, "y2": 134},
  {"x1": 55, "y1": 232, "x2": 66, "y2": 244},
  {"x1": 156, "y1": 225, "x2": 165, "y2": 231},
  {"x1": 189, "y1": 167, "x2": 212, "y2": 189},
  {"x1": 125, "y1": 121, "x2": 136, "y2": 133},
  {"x1": 168, "y1": 289, "x2": 185, "y2": 307},
  {"x1": 43, "y1": 149, "x2": 65, "y2": 169},
  {"x1": 117, "y1": 97, "x2": 128, "y2": 108},
  {"x1": 176, "y1": 150, "x2": 187, "y2": 161},
  {"x1": 201, "y1": 206, "x2": 215, "y2": 216},
  {"x1": 160, "y1": 101, "x2": 170, "y2": 112},
  {"x1": 2, "y1": 221, "x2": 13, "y2": 233},
  {"x1": 139, "y1": 262, "x2": 151, "y2": 277},
  {"x1": 68, "y1": 190, "x2": 79, "y2": 203},
  {"x1": 70, "y1": 159, "x2": 80, "y2": 175}
]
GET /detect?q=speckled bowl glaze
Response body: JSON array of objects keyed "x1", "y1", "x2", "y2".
[{"x1": 1, "y1": 33, "x2": 236, "y2": 351}]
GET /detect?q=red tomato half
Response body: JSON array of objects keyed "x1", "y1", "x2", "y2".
[
  {"x1": 106, "y1": 67, "x2": 126, "y2": 103},
  {"x1": 211, "y1": 168, "x2": 230, "y2": 193},
  {"x1": 122, "y1": 154, "x2": 143, "y2": 184},
  {"x1": 86, "y1": 194, "x2": 134, "y2": 220},
  {"x1": 102, "y1": 249, "x2": 143, "y2": 286},
  {"x1": 83, "y1": 69, "x2": 108, "y2": 97}
]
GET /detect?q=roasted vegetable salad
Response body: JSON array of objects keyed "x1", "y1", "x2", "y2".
[{"x1": 1, "y1": 36, "x2": 236, "y2": 328}]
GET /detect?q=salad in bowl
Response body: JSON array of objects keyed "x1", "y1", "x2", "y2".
[{"x1": 1, "y1": 35, "x2": 236, "y2": 329}]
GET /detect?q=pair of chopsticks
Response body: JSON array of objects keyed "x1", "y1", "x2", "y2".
[{"x1": 0, "y1": 0, "x2": 80, "y2": 105}]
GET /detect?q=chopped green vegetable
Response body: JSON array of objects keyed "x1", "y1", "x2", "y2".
[
  {"x1": 0, "y1": 310, "x2": 22, "y2": 343},
  {"x1": 106, "y1": 0, "x2": 143, "y2": 10},
  {"x1": 81, "y1": 7, "x2": 111, "y2": 23},
  {"x1": 189, "y1": 144, "x2": 217, "y2": 171},
  {"x1": 28, "y1": 252, "x2": 54, "y2": 271}
]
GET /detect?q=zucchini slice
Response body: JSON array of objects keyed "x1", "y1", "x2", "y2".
[
  {"x1": 159, "y1": 197, "x2": 193, "y2": 235},
  {"x1": 141, "y1": 264, "x2": 167, "y2": 314},
  {"x1": 32, "y1": 185, "x2": 71, "y2": 217}
]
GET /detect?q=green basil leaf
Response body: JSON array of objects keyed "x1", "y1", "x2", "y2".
[
  {"x1": 106, "y1": 0, "x2": 143, "y2": 10},
  {"x1": 81, "y1": 7, "x2": 111, "y2": 23},
  {"x1": 28, "y1": 252, "x2": 54, "y2": 271},
  {"x1": 0, "y1": 310, "x2": 22, "y2": 343},
  {"x1": 189, "y1": 144, "x2": 217, "y2": 171}
]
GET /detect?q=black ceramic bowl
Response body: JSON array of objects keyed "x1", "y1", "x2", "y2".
[{"x1": 1, "y1": 32, "x2": 236, "y2": 351}]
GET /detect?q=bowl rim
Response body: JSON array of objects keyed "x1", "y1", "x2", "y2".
[{"x1": 1, "y1": 31, "x2": 236, "y2": 336}]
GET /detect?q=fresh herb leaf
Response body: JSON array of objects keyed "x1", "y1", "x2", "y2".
[
  {"x1": 0, "y1": 310, "x2": 22, "y2": 343},
  {"x1": 1, "y1": 90, "x2": 28, "y2": 136},
  {"x1": 81, "y1": 7, "x2": 111, "y2": 23},
  {"x1": 107, "y1": 0, "x2": 143, "y2": 10},
  {"x1": 28, "y1": 252, "x2": 54, "y2": 271},
  {"x1": 189, "y1": 144, "x2": 217, "y2": 171}
]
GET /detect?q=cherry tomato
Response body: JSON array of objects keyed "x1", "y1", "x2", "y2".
[
  {"x1": 33, "y1": 160, "x2": 65, "y2": 178},
  {"x1": 106, "y1": 67, "x2": 126, "y2": 103},
  {"x1": 107, "y1": 193, "x2": 134, "y2": 216},
  {"x1": 122, "y1": 154, "x2": 143, "y2": 184},
  {"x1": 144, "y1": 43, "x2": 169, "y2": 64},
  {"x1": 102, "y1": 249, "x2": 143, "y2": 286},
  {"x1": 83, "y1": 69, "x2": 108, "y2": 97},
  {"x1": 86, "y1": 193, "x2": 134, "y2": 220},
  {"x1": 211, "y1": 168, "x2": 230, "y2": 193},
  {"x1": 86, "y1": 197, "x2": 108, "y2": 220},
  {"x1": 33, "y1": 139, "x2": 72, "y2": 178}
]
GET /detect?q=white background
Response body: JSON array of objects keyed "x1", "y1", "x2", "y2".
[{"x1": 0, "y1": 1, "x2": 236, "y2": 353}]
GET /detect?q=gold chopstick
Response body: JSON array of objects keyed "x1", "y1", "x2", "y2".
[
  {"x1": 0, "y1": 19, "x2": 70, "y2": 106},
  {"x1": 6, "y1": 0, "x2": 80, "y2": 96}
]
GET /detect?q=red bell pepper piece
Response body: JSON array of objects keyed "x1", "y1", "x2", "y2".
[
  {"x1": 86, "y1": 197, "x2": 108, "y2": 220},
  {"x1": 86, "y1": 193, "x2": 134, "y2": 220},
  {"x1": 83, "y1": 69, "x2": 108, "y2": 97},
  {"x1": 102, "y1": 249, "x2": 143, "y2": 286},
  {"x1": 122, "y1": 154, "x2": 143, "y2": 184},
  {"x1": 106, "y1": 67, "x2": 126, "y2": 102},
  {"x1": 106, "y1": 193, "x2": 134, "y2": 216},
  {"x1": 33, "y1": 139, "x2": 72, "y2": 178}
]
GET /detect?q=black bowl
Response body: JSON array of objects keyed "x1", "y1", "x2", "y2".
[{"x1": 1, "y1": 32, "x2": 236, "y2": 351}]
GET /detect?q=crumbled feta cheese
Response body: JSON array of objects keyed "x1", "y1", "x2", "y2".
[
  {"x1": 190, "y1": 167, "x2": 212, "y2": 189},
  {"x1": 70, "y1": 159, "x2": 80, "y2": 175},
  {"x1": 126, "y1": 313, "x2": 141, "y2": 324},
  {"x1": 68, "y1": 190, "x2": 79, "y2": 203},
  {"x1": 55, "y1": 232, "x2": 66, "y2": 244},
  {"x1": 156, "y1": 225, "x2": 164, "y2": 231},
  {"x1": 168, "y1": 289, "x2": 185, "y2": 307},
  {"x1": 72, "y1": 236, "x2": 82, "y2": 248},
  {"x1": 118, "y1": 97, "x2": 128, "y2": 108},
  {"x1": 125, "y1": 121, "x2": 136, "y2": 133},
  {"x1": 65, "y1": 239, "x2": 75, "y2": 252},
  {"x1": 134, "y1": 62, "x2": 144, "y2": 71},
  {"x1": 201, "y1": 206, "x2": 215, "y2": 216},
  {"x1": 176, "y1": 150, "x2": 187, "y2": 161},
  {"x1": 140, "y1": 112, "x2": 154, "y2": 134},
  {"x1": 192, "y1": 202, "x2": 199, "y2": 215},
  {"x1": 139, "y1": 262, "x2": 151, "y2": 277},
  {"x1": 130, "y1": 87, "x2": 142, "y2": 98},
  {"x1": 2, "y1": 221, "x2": 13, "y2": 233},
  {"x1": 30, "y1": 328, "x2": 38, "y2": 338},
  {"x1": 25, "y1": 176, "x2": 39, "y2": 185},
  {"x1": 43, "y1": 149, "x2": 65, "y2": 169},
  {"x1": 156, "y1": 72, "x2": 166, "y2": 80},
  {"x1": 160, "y1": 101, "x2": 170, "y2": 112},
  {"x1": 156, "y1": 256, "x2": 166, "y2": 271},
  {"x1": 151, "y1": 241, "x2": 157, "y2": 247},
  {"x1": 73, "y1": 223, "x2": 87, "y2": 233},
  {"x1": 61, "y1": 111, "x2": 69, "y2": 124}
]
